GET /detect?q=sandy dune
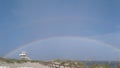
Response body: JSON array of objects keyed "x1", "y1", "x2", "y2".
[{"x1": 0, "y1": 62, "x2": 49, "y2": 68}]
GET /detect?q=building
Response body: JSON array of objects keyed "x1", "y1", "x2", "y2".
[{"x1": 19, "y1": 51, "x2": 31, "y2": 60}]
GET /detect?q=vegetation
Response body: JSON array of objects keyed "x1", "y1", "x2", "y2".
[
  {"x1": 0, "y1": 57, "x2": 116, "y2": 68},
  {"x1": 0, "y1": 57, "x2": 46, "y2": 64},
  {"x1": 116, "y1": 64, "x2": 120, "y2": 68},
  {"x1": 90, "y1": 64, "x2": 110, "y2": 68},
  {"x1": 49, "y1": 59, "x2": 86, "y2": 68}
]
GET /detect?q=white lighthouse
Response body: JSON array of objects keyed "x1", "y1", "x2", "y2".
[{"x1": 19, "y1": 51, "x2": 31, "y2": 60}]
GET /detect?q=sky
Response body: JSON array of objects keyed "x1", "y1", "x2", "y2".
[{"x1": 0, "y1": 0, "x2": 120, "y2": 60}]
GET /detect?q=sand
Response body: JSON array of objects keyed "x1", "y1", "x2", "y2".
[{"x1": 0, "y1": 62, "x2": 49, "y2": 68}]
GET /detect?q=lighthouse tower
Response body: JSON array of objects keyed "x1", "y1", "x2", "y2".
[{"x1": 19, "y1": 51, "x2": 31, "y2": 60}]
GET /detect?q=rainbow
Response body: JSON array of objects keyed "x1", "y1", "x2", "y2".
[{"x1": 4, "y1": 36, "x2": 120, "y2": 58}]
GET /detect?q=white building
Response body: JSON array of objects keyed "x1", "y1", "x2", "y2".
[{"x1": 19, "y1": 51, "x2": 31, "y2": 60}]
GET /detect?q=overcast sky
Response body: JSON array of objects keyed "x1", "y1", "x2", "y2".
[{"x1": 0, "y1": 0, "x2": 120, "y2": 60}]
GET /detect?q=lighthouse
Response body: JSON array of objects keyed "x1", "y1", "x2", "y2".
[{"x1": 19, "y1": 51, "x2": 31, "y2": 60}]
